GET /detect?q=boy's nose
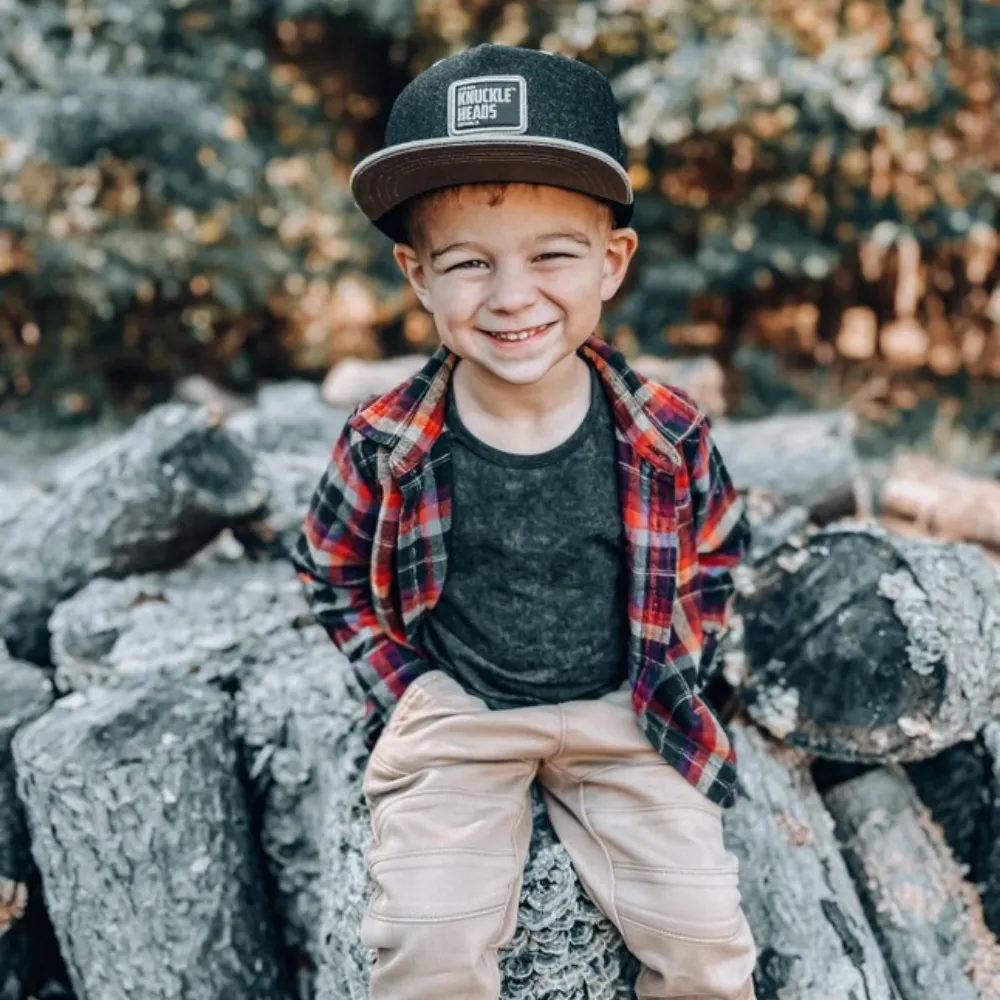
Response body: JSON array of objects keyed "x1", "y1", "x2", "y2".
[{"x1": 485, "y1": 262, "x2": 537, "y2": 314}]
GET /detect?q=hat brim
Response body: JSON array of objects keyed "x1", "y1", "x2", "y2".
[{"x1": 350, "y1": 136, "x2": 634, "y2": 243}]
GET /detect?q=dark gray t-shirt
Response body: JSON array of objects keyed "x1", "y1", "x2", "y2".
[{"x1": 416, "y1": 363, "x2": 630, "y2": 709}]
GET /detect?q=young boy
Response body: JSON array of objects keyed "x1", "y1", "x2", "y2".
[{"x1": 292, "y1": 43, "x2": 756, "y2": 1000}]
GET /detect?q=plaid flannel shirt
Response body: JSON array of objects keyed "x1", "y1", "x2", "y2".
[{"x1": 292, "y1": 335, "x2": 750, "y2": 807}]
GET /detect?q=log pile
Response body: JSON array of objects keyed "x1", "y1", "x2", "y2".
[
  {"x1": 0, "y1": 404, "x2": 270, "y2": 661},
  {"x1": 1, "y1": 388, "x2": 1000, "y2": 999}
]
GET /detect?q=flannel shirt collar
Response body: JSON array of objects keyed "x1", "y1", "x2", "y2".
[{"x1": 348, "y1": 335, "x2": 693, "y2": 478}]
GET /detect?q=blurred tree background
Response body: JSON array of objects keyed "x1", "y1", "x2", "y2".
[{"x1": 0, "y1": 0, "x2": 997, "y2": 456}]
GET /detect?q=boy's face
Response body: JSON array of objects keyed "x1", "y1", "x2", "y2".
[{"x1": 392, "y1": 184, "x2": 638, "y2": 390}]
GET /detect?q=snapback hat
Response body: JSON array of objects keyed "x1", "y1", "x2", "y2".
[{"x1": 350, "y1": 44, "x2": 634, "y2": 243}]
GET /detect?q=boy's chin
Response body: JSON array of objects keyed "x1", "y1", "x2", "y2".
[{"x1": 457, "y1": 339, "x2": 589, "y2": 384}]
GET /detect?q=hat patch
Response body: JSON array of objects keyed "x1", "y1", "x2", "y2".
[{"x1": 447, "y1": 75, "x2": 527, "y2": 136}]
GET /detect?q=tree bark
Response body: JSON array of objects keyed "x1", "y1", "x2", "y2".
[
  {"x1": 905, "y1": 722, "x2": 1000, "y2": 940},
  {"x1": 47, "y1": 555, "x2": 355, "y2": 997},
  {"x1": 722, "y1": 721, "x2": 899, "y2": 1000},
  {"x1": 228, "y1": 382, "x2": 351, "y2": 459},
  {"x1": 0, "y1": 645, "x2": 53, "y2": 1000},
  {"x1": 234, "y1": 451, "x2": 329, "y2": 560},
  {"x1": 234, "y1": 642, "x2": 362, "y2": 1000},
  {"x1": 737, "y1": 522, "x2": 1000, "y2": 761},
  {"x1": 825, "y1": 767, "x2": 1000, "y2": 1000},
  {"x1": 12, "y1": 679, "x2": 293, "y2": 1000},
  {"x1": 48, "y1": 559, "x2": 317, "y2": 695},
  {"x1": 711, "y1": 411, "x2": 865, "y2": 521},
  {"x1": 978, "y1": 724, "x2": 1000, "y2": 939},
  {"x1": 0, "y1": 403, "x2": 269, "y2": 662}
]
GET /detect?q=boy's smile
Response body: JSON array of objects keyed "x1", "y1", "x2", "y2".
[{"x1": 393, "y1": 183, "x2": 638, "y2": 420}]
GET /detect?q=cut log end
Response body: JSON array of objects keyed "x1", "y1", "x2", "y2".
[{"x1": 739, "y1": 522, "x2": 999, "y2": 762}]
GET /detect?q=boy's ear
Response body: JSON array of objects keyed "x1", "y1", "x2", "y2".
[
  {"x1": 600, "y1": 227, "x2": 639, "y2": 302},
  {"x1": 393, "y1": 243, "x2": 432, "y2": 310}
]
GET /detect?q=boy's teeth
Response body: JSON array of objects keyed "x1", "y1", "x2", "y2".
[{"x1": 490, "y1": 324, "x2": 547, "y2": 341}]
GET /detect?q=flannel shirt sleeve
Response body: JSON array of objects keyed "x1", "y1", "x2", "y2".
[
  {"x1": 290, "y1": 419, "x2": 428, "y2": 748},
  {"x1": 689, "y1": 415, "x2": 751, "y2": 676}
]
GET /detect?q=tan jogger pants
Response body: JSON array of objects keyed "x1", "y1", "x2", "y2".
[{"x1": 361, "y1": 670, "x2": 757, "y2": 1000}]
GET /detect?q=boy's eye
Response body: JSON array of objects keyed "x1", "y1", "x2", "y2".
[{"x1": 448, "y1": 260, "x2": 487, "y2": 271}]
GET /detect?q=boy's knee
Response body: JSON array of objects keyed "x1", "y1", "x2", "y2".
[
  {"x1": 615, "y1": 860, "x2": 745, "y2": 945},
  {"x1": 362, "y1": 845, "x2": 523, "y2": 973}
]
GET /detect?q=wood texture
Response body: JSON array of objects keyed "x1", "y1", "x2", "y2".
[
  {"x1": 46, "y1": 556, "x2": 351, "y2": 996},
  {"x1": 234, "y1": 646, "x2": 362, "y2": 1000},
  {"x1": 825, "y1": 767, "x2": 1000, "y2": 1000},
  {"x1": 0, "y1": 404, "x2": 269, "y2": 661},
  {"x1": 48, "y1": 559, "x2": 320, "y2": 694},
  {"x1": 227, "y1": 382, "x2": 351, "y2": 459},
  {"x1": 722, "y1": 721, "x2": 898, "y2": 1000},
  {"x1": 235, "y1": 450, "x2": 329, "y2": 559},
  {"x1": 712, "y1": 411, "x2": 864, "y2": 521},
  {"x1": 0, "y1": 645, "x2": 53, "y2": 1000},
  {"x1": 906, "y1": 723, "x2": 1000, "y2": 940},
  {"x1": 12, "y1": 680, "x2": 292, "y2": 1000},
  {"x1": 881, "y1": 452, "x2": 1000, "y2": 551},
  {"x1": 738, "y1": 522, "x2": 1000, "y2": 761}
]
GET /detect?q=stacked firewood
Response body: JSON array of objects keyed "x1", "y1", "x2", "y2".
[
  {"x1": 1, "y1": 0, "x2": 997, "y2": 417},
  {"x1": 542, "y1": 0, "x2": 1000, "y2": 374},
  {"x1": 1, "y1": 383, "x2": 999, "y2": 999}
]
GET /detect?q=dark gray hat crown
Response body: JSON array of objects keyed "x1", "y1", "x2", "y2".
[
  {"x1": 350, "y1": 43, "x2": 633, "y2": 242},
  {"x1": 386, "y1": 45, "x2": 627, "y2": 165}
]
